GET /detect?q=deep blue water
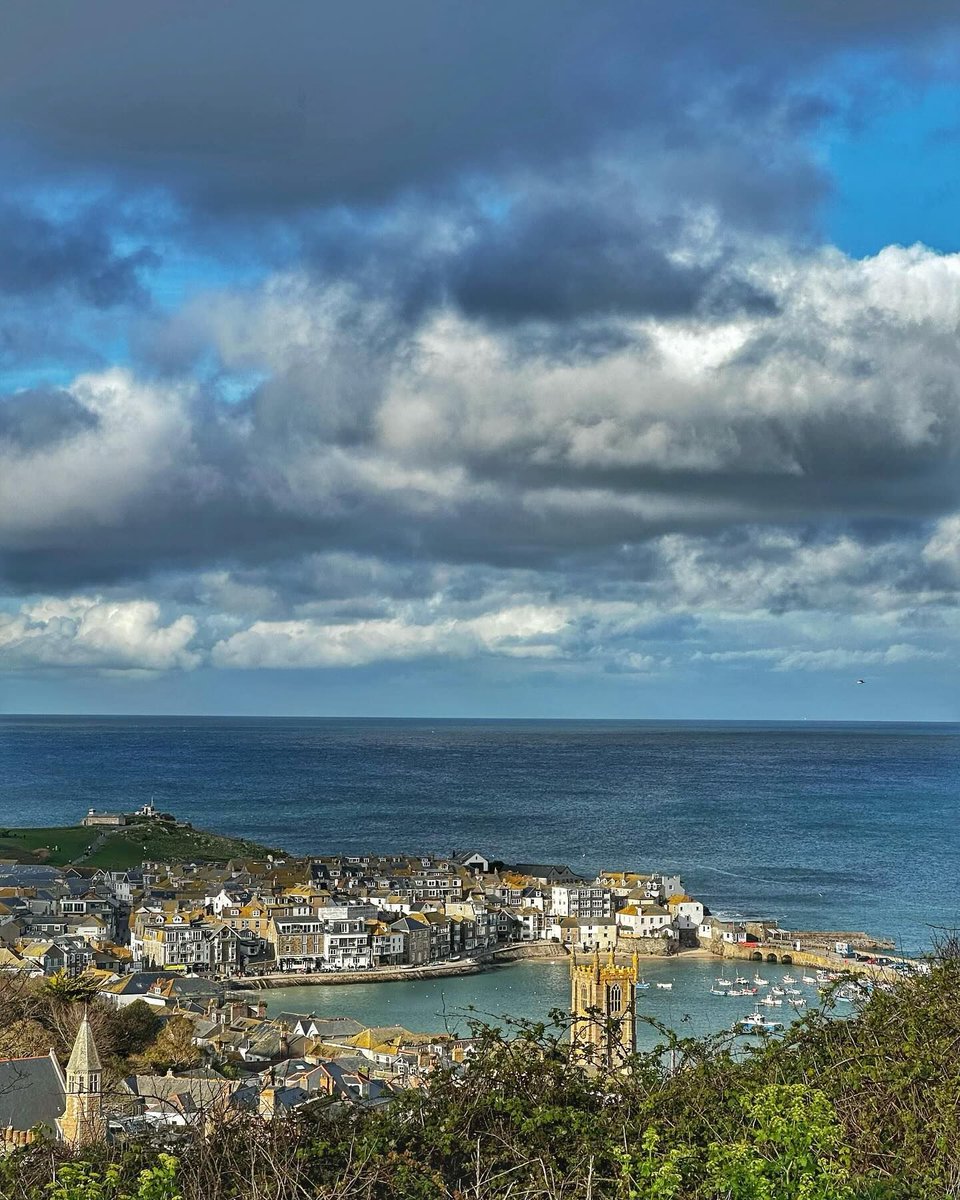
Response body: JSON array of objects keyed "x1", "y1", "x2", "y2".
[{"x1": 1, "y1": 717, "x2": 958, "y2": 954}]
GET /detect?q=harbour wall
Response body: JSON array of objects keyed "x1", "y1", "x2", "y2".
[{"x1": 708, "y1": 939, "x2": 909, "y2": 979}]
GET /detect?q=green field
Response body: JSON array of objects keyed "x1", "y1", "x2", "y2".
[
  {"x1": 0, "y1": 825, "x2": 103, "y2": 865},
  {"x1": 0, "y1": 819, "x2": 283, "y2": 869}
]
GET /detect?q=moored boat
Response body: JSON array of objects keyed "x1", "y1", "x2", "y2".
[{"x1": 736, "y1": 1010, "x2": 784, "y2": 1033}]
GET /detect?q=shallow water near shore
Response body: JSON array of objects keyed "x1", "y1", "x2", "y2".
[{"x1": 252, "y1": 955, "x2": 826, "y2": 1047}]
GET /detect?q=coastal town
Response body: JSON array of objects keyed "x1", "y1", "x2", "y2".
[{"x1": 0, "y1": 807, "x2": 899, "y2": 1147}]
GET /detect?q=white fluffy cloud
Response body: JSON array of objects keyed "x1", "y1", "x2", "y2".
[
  {"x1": 0, "y1": 597, "x2": 200, "y2": 672},
  {"x1": 211, "y1": 604, "x2": 569, "y2": 669}
]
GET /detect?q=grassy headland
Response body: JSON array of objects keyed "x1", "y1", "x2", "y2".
[{"x1": 0, "y1": 817, "x2": 284, "y2": 869}]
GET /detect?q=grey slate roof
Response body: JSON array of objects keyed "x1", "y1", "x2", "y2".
[{"x1": 0, "y1": 1054, "x2": 65, "y2": 1131}]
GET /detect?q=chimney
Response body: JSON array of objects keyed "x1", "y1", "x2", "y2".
[{"x1": 258, "y1": 1086, "x2": 276, "y2": 1119}]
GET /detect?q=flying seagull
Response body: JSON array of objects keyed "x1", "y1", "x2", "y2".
[{"x1": 856, "y1": 679, "x2": 865, "y2": 685}]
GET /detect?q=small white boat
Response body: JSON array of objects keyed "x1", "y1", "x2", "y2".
[
  {"x1": 802, "y1": 975, "x2": 817, "y2": 984},
  {"x1": 782, "y1": 974, "x2": 796, "y2": 984},
  {"x1": 716, "y1": 977, "x2": 734, "y2": 988},
  {"x1": 656, "y1": 981, "x2": 673, "y2": 990},
  {"x1": 790, "y1": 997, "x2": 806, "y2": 1007},
  {"x1": 734, "y1": 975, "x2": 750, "y2": 985},
  {"x1": 759, "y1": 995, "x2": 782, "y2": 1007},
  {"x1": 736, "y1": 1011, "x2": 784, "y2": 1033},
  {"x1": 784, "y1": 987, "x2": 802, "y2": 996},
  {"x1": 636, "y1": 980, "x2": 650, "y2": 990},
  {"x1": 772, "y1": 987, "x2": 786, "y2": 997},
  {"x1": 753, "y1": 974, "x2": 768, "y2": 986},
  {"x1": 710, "y1": 987, "x2": 728, "y2": 996}
]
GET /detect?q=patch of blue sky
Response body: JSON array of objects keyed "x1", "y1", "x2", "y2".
[
  {"x1": 815, "y1": 72, "x2": 960, "y2": 258},
  {"x1": 147, "y1": 249, "x2": 268, "y2": 312},
  {"x1": 0, "y1": 364, "x2": 77, "y2": 395}
]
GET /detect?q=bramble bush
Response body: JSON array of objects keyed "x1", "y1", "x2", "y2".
[{"x1": 3, "y1": 943, "x2": 960, "y2": 1199}]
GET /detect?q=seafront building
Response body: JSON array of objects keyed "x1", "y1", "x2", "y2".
[{"x1": 0, "y1": 830, "x2": 707, "y2": 982}]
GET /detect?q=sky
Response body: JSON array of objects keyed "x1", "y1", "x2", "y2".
[{"x1": 0, "y1": 1, "x2": 958, "y2": 720}]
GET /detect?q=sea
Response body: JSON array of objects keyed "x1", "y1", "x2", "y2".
[{"x1": 2, "y1": 717, "x2": 957, "y2": 1041}]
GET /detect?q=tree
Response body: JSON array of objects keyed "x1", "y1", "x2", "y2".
[
  {"x1": 133, "y1": 1016, "x2": 201, "y2": 1073},
  {"x1": 0, "y1": 1018, "x2": 52, "y2": 1059},
  {"x1": 41, "y1": 971, "x2": 101, "y2": 1006},
  {"x1": 109, "y1": 1001, "x2": 164, "y2": 1059}
]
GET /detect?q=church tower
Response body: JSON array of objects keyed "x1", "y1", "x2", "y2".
[
  {"x1": 58, "y1": 1012, "x2": 107, "y2": 1148},
  {"x1": 570, "y1": 948, "x2": 638, "y2": 1067}
]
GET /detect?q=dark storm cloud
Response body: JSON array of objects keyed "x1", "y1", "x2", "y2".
[
  {"x1": 295, "y1": 190, "x2": 779, "y2": 333},
  {"x1": 0, "y1": 1, "x2": 953, "y2": 219},
  {"x1": 0, "y1": 388, "x2": 99, "y2": 450},
  {"x1": 0, "y1": 203, "x2": 153, "y2": 306},
  {"x1": 447, "y1": 204, "x2": 775, "y2": 324}
]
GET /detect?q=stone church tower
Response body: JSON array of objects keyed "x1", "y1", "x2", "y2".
[
  {"x1": 58, "y1": 1011, "x2": 107, "y2": 1147},
  {"x1": 570, "y1": 948, "x2": 638, "y2": 1067}
]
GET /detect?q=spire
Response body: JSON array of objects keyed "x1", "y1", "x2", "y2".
[{"x1": 67, "y1": 1011, "x2": 102, "y2": 1074}]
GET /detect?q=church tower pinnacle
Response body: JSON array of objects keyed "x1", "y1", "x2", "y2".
[{"x1": 58, "y1": 1011, "x2": 107, "y2": 1148}]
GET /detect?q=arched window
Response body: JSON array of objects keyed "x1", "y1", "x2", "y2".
[{"x1": 607, "y1": 983, "x2": 622, "y2": 1014}]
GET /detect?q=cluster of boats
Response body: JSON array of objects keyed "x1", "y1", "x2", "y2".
[{"x1": 719, "y1": 969, "x2": 866, "y2": 1034}]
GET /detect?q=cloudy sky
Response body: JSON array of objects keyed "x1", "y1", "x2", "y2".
[{"x1": 1, "y1": 2, "x2": 958, "y2": 719}]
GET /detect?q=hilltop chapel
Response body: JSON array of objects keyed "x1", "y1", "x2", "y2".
[
  {"x1": 570, "y1": 948, "x2": 639, "y2": 1067},
  {"x1": 0, "y1": 1012, "x2": 106, "y2": 1150}
]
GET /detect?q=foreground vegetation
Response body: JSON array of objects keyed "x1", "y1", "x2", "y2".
[
  {"x1": 5, "y1": 945, "x2": 960, "y2": 1199},
  {"x1": 0, "y1": 820, "x2": 282, "y2": 868}
]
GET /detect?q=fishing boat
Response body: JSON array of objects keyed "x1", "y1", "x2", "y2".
[
  {"x1": 656, "y1": 981, "x2": 673, "y2": 990},
  {"x1": 759, "y1": 995, "x2": 782, "y2": 1007},
  {"x1": 736, "y1": 1010, "x2": 784, "y2": 1033},
  {"x1": 636, "y1": 979, "x2": 650, "y2": 990},
  {"x1": 709, "y1": 987, "x2": 729, "y2": 996}
]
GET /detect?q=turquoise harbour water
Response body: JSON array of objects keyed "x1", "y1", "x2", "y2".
[
  {"x1": 253, "y1": 956, "x2": 823, "y2": 1047},
  {"x1": 2, "y1": 716, "x2": 956, "y2": 1035}
]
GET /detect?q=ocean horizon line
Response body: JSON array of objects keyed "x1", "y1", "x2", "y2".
[{"x1": 1, "y1": 712, "x2": 958, "y2": 728}]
